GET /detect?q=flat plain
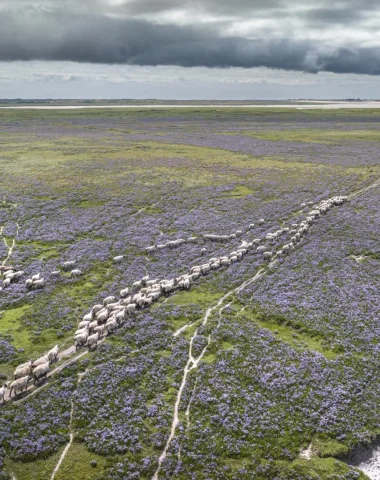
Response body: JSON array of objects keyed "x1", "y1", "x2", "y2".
[{"x1": 0, "y1": 107, "x2": 379, "y2": 480}]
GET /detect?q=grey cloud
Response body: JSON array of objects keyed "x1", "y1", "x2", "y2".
[{"x1": 1, "y1": 7, "x2": 380, "y2": 75}]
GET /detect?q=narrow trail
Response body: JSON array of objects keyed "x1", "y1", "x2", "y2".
[
  {"x1": 50, "y1": 371, "x2": 84, "y2": 480},
  {"x1": 0, "y1": 221, "x2": 20, "y2": 267}
]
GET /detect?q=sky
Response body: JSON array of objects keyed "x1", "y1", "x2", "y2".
[{"x1": 1, "y1": 0, "x2": 380, "y2": 99}]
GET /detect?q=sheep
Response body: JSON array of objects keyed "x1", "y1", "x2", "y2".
[
  {"x1": 120, "y1": 296, "x2": 132, "y2": 305},
  {"x1": 14, "y1": 365, "x2": 32, "y2": 380},
  {"x1": 145, "y1": 279, "x2": 159, "y2": 287},
  {"x1": 230, "y1": 255, "x2": 238, "y2": 263},
  {"x1": 2, "y1": 278, "x2": 10, "y2": 288},
  {"x1": 220, "y1": 257, "x2": 230, "y2": 267},
  {"x1": 87, "y1": 333, "x2": 99, "y2": 350},
  {"x1": 253, "y1": 238, "x2": 262, "y2": 246},
  {"x1": 142, "y1": 275, "x2": 150, "y2": 284},
  {"x1": 9, "y1": 376, "x2": 31, "y2": 396},
  {"x1": 106, "y1": 302, "x2": 120, "y2": 312},
  {"x1": 96, "y1": 310, "x2": 109, "y2": 324},
  {"x1": 282, "y1": 244, "x2": 290, "y2": 254},
  {"x1": 115, "y1": 309, "x2": 126, "y2": 323},
  {"x1": 249, "y1": 223, "x2": 255, "y2": 229},
  {"x1": 263, "y1": 251, "x2": 273, "y2": 260},
  {"x1": 33, "y1": 279, "x2": 45, "y2": 289},
  {"x1": 201, "y1": 248, "x2": 207, "y2": 255},
  {"x1": 256, "y1": 246, "x2": 266, "y2": 254},
  {"x1": 132, "y1": 280, "x2": 142, "y2": 290},
  {"x1": 148, "y1": 291, "x2": 161, "y2": 301},
  {"x1": 51, "y1": 270, "x2": 61, "y2": 277},
  {"x1": 32, "y1": 355, "x2": 50, "y2": 368},
  {"x1": 94, "y1": 325, "x2": 107, "y2": 337},
  {"x1": 156, "y1": 244, "x2": 166, "y2": 250},
  {"x1": 74, "y1": 332, "x2": 88, "y2": 350},
  {"x1": 31, "y1": 273, "x2": 40, "y2": 282},
  {"x1": 258, "y1": 219, "x2": 265, "y2": 225},
  {"x1": 78, "y1": 320, "x2": 90, "y2": 330},
  {"x1": 236, "y1": 230, "x2": 242, "y2": 237},
  {"x1": 103, "y1": 296, "x2": 116, "y2": 306},
  {"x1": 187, "y1": 237, "x2": 197, "y2": 243},
  {"x1": 120, "y1": 288, "x2": 129, "y2": 298},
  {"x1": 47, "y1": 345, "x2": 59, "y2": 363},
  {"x1": 113, "y1": 255, "x2": 124, "y2": 263},
  {"x1": 106, "y1": 319, "x2": 117, "y2": 334},
  {"x1": 229, "y1": 234, "x2": 237, "y2": 240},
  {"x1": 88, "y1": 321, "x2": 98, "y2": 333},
  {"x1": 83, "y1": 312, "x2": 93, "y2": 322},
  {"x1": 33, "y1": 362, "x2": 50, "y2": 383},
  {"x1": 92, "y1": 304, "x2": 103, "y2": 314},
  {"x1": 0, "y1": 385, "x2": 5, "y2": 404},
  {"x1": 71, "y1": 269, "x2": 82, "y2": 277},
  {"x1": 15, "y1": 360, "x2": 32, "y2": 370},
  {"x1": 201, "y1": 264, "x2": 210, "y2": 275},
  {"x1": 126, "y1": 303, "x2": 136, "y2": 315},
  {"x1": 62, "y1": 260, "x2": 76, "y2": 271},
  {"x1": 75, "y1": 328, "x2": 88, "y2": 337},
  {"x1": 146, "y1": 245, "x2": 157, "y2": 254}
]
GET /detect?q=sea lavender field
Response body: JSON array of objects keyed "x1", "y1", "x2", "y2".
[{"x1": 0, "y1": 107, "x2": 379, "y2": 480}]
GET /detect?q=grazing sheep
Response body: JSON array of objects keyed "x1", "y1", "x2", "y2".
[
  {"x1": 78, "y1": 320, "x2": 90, "y2": 330},
  {"x1": 32, "y1": 355, "x2": 50, "y2": 368},
  {"x1": 120, "y1": 288, "x2": 129, "y2": 298},
  {"x1": 0, "y1": 385, "x2": 5, "y2": 404},
  {"x1": 113, "y1": 255, "x2": 124, "y2": 263},
  {"x1": 47, "y1": 345, "x2": 59, "y2": 363},
  {"x1": 9, "y1": 376, "x2": 31, "y2": 396},
  {"x1": 94, "y1": 325, "x2": 107, "y2": 337},
  {"x1": 2, "y1": 278, "x2": 10, "y2": 288},
  {"x1": 33, "y1": 279, "x2": 45, "y2": 289},
  {"x1": 87, "y1": 332, "x2": 99, "y2": 349},
  {"x1": 96, "y1": 310, "x2": 109, "y2": 324},
  {"x1": 106, "y1": 319, "x2": 117, "y2": 334},
  {"x1": 62, "y1": 260, "x2": 76, "y2": 271},
  {"x1": 83, "y1": 312, "x2": 93, "y2": 322},
  {"x1": 70, "y1": 269, "x2": 82, "y2": 277},
  {"x1": 33, "y1": 363, "x2": 50, "y2": 383},
  {"x1": 88, "y1": 321, "x2": 98, "y2": 333},
  {"x1": 103, "y1": 296, "x2": 116, "y2": 306},
  {"x1": 74, "y1": 332, "x2": 88, "y2": 350},
  {"x1": 132, "y1": 280, "x2": 142, "y2": 290},
  {"x1": 258, "y1": 219, "x2": 265, "y2": 225},
  {"x1": 126, "y1": 303, "x2": 136, "y2": 315},
  {"x1": 92, "y1": 304, "x2": 103, "y2": 314}
]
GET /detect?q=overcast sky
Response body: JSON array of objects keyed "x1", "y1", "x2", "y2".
[{"x1": 1, "y1": 0, "x2": 380, "y2": 99}]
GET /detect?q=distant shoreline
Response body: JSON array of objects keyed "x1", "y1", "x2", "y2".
[{"x1": 2, "y1": 102, "x2": 380, "y2": 110}]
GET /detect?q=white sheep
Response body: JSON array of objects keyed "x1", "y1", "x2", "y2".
[
  {"x1": 32, "y1": 355, "x2": 50, "y2": 368},
  {"x1": 106, "y1": 319, "x2": 117, "y2": 334},
  {"x1": 120, "y1": 288, "x2": 129, "y2": 298},
  {"x1": 33, "y1": 362, "x2": 50, "y2": 383},
  {"x1": 47, "y1": 345, "x2": 59, "y2": 363},
  {"x1": 71, "y1": 269, "x2": 82, "y2": 277},
  {"x1": 87, "y1": 333, "x2": 99, "y2": 350},
  {"x1": 103, "y1": 296, "x2": 116, "y2": 306},
  {"x1": 74, "y1": 332, "x2": 88, "y2": 350},
  {"x1": 9, "y1": 376, "x2": 30, "y2": 396},
  {"x1": 33, "y1": 279, "x2": 45, "y2": 289}
]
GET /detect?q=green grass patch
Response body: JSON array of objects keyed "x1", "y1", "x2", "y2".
[
  {"x1": 224, "y1": 185, "x2": 254, "y2": 198},
  {"x1": 4, "y1": 447, "x2": 64, "y2": 480},
  {"x1": 53, "y1": 442, "x2": 108, "y2": 480}
]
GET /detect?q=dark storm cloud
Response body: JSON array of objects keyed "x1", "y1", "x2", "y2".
[{"x1": 1, "y1": 4, "x2": 380, "y2": 75}]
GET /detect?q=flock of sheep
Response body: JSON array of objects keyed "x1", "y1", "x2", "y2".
[
  {"x1": 0, "y1": 344, "x2": 59, "y2": 401},
  {"x1": 0, "y1": 194, "x2": 348, "y2": 403}
]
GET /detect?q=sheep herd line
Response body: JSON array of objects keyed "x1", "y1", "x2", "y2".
[{"x1": 0, "y1": 195, "x2": 348, "y2": 404}]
